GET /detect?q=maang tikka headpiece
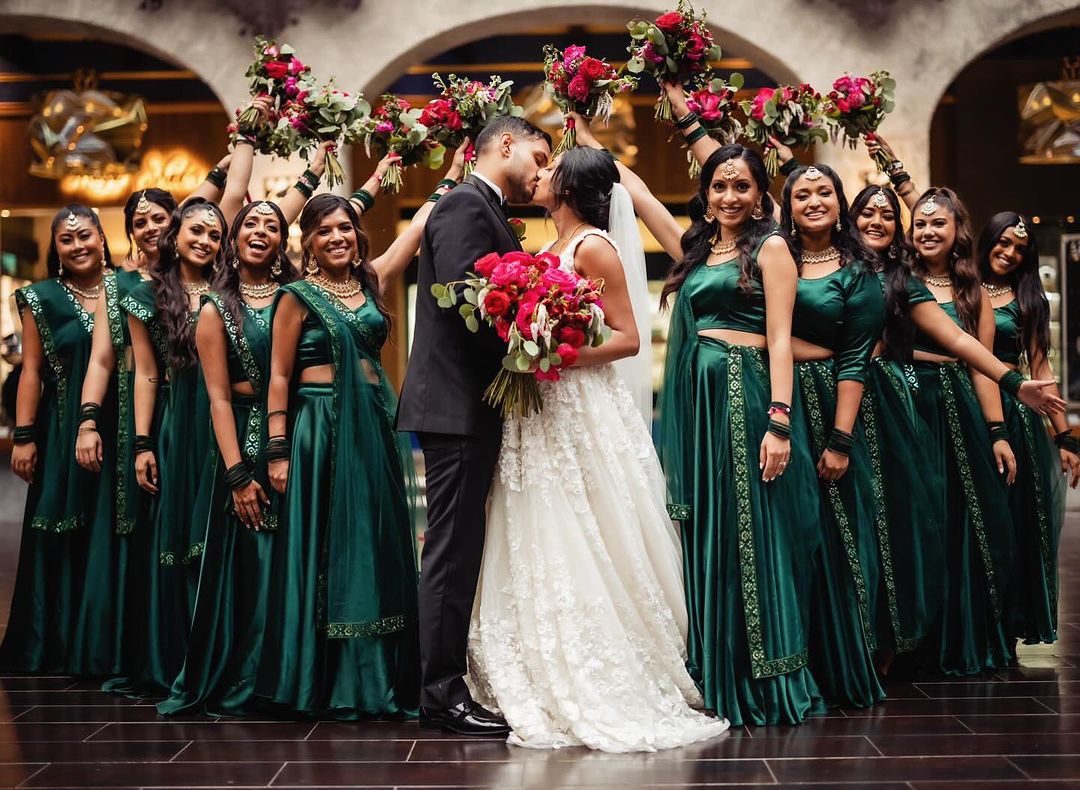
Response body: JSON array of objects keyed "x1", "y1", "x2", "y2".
[
  {"x1": 720, "y1": 159, "x2": 739, "y2": 180},
  {"x1": 1013, "y1": 217, "x2": 1029, "y2": 239},
  {"x1": 203, "y1": 208, "x2": 218, "y2": 228},
  {"x1": 65, "y1": 212, "x2": 81, "y2": 231},
  {"x1": 254, "y1": 201, "x2": 275, "y2": 216},
  {"x1": 804, "y1": 166, "x2": 823, "y2": 181},
  {"x1": 871, "y1": 189, "x2": 890, "y2": 209},
  {"x1": 135, "y1": 191, "x2": 152, "y2": 214},
  {"x1": 919, "y1": 195, "x2": 939, "y2": 216}
]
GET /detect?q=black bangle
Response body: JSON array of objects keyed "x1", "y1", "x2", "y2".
[
  {"x1": 436, "y1": 179, "x2": 457, "y2": 191},
  {"x1": 294, "y1": 179, "x2": 314, "y2": 199},
  {"x1": 1054, "y1": 430, "x2": 1079, "y2": 453},
  {"x1": 267, "y1": 409, "x2": 287, "y2": 420},
  {"x1": 133, "y1": 434, "x2": 154, "y2": 455},
  {"x1": 12, "y1": 425, "x2": 35, "y2": 445},
  {"x1": 827, "y1": 428, "x2": 855, "y2": 456},
  {"x1": 889, "y1": 171, "x2": 911, "y2": 188},
  {"x1": 266, "y1": 436, "x2": 290, "y2": 463},
  {"x1": 684, "y1": 126, "x2": 708, "y2": 145},
  {"x1": 351, "y1": 188, "x2": 375, "y2": 213},
  {"x1": 300, "y1": 169, "x2": 320, "y2": 188},
  {"x1": 999, "y1": 369, "x2": 1024, "y2": 397},
  {"x1": 78, "y1": 402, "x2": 101, "y2": 425},
  {"x1": 767, "y1": 418, "x2": 792, "y2": 440},
  {"x1": 206, "y1": 167, "x2": 227, "y2": 189},
  {"x1": 987, "y1": 421, "x2": 1010, "y2": 444},
  {"x1": 674, "y1": 111, "x2": 700, "y2": 130},
  {"x1": 779, "y1": 158, "x2": 799, "y2": 177},
  {"x1": 224, "y1": 461, "x2": 254, "y2": 491}
]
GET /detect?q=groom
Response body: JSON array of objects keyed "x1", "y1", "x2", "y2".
[{"x1": 398, "y1": 116, "x2": 551, "y2": 736}]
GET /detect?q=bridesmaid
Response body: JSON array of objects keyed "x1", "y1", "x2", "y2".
[
  {"x1": 257, "y1": 193, "x2": 424, "y2": 718},
  {"x1": 780, "y1": 164, "x2": 885, "y2": 708},
  {"x1": 0, "y1": 206, "x2": 119, "y2": 675},
  {"x1": 978, "y1": 212, "x2": 1078, "y2": 650},
  {"x1": 103, "y1": 197, "x2": 227, "y2": 695}
]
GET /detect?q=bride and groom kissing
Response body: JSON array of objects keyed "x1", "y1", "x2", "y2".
[{"x1": 398, "y1": 116, "x2": 727, "y2": 751}]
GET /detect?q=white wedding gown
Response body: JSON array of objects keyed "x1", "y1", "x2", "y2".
[{"x1": 466, "y1": 229, "x2": 729, "y2": 752}]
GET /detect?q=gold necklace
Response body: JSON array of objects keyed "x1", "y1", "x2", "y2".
[
  {"x1": 550, "y1": 221, "x2": 588, "y2": 256},
  {"x1": 800, "y1": 246, "x2": 841, "y2": 265},
  {"x1": 307, "y1": 273, "x2": 362, "y2": 299},
  {"x1": 239, "y1": 280, "x2": 280, "y2": 299},
  {"x1": 181, "y1": 280, "x2": 210, "y2": 297},
  {"x1": 982, "y1": 281, "x2": 1013, "y2": 298},
  {"x1": 710, "y1": 233, "x2": 744, "y2": 257},
  {"x1": 64, "y1": 280, "x2": 102, "y2": 300},
  {"x1": 923, "y1": 273, "x2": 952, "y2": 288}
]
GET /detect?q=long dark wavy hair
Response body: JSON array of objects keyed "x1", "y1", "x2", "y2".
[
  {"x1": 298, "y1": 194, "x2": 390, "y2": 325},
  {"x1": 152, "y1": 197, "x2": 227, "y2": 369},
  {"x1": 977, "y1": 210, "x2": 1049, "y2": 364},
  {"x1": 910, "y1": 187, "x2": 980, "y2": 334},
  {"x1": 780, "y1": 163, "x2": 878, "y2": 274},
  {"x1": 660, "y1": 144, "x2": 776, "y2": 308},
  {"x1": 124, "y1": 188, "x2": 176, "y2": 258},
  {"x1": 46, "y1": 204, "x2": 114, "y2": 278},
  {"x1": 211, "y1": 201, "x2": 296, "y2": 332},
  {"x1": 851, "y1": 185, "x2": 917, "y2": 359},
  {"x1": 550, "y1": 147, "x2": 619, "y2": 230}
]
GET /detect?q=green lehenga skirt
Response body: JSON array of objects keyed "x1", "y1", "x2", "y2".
[
  {"x1": 861, "y1": 358, "x2": 945, "y2": 655},
  {"x1": 681, "y1": 339, "x2": 824, "y2": 726},
  {"x1": 910, "y1": 361, "x2": 1014, "y2": 675},
  {"x1": 1001, "y1": 391, "x2": 1062, "y2": 645},
  {"x1": 255, "y1": 384, "x2": 419, "y2": 719},
  {"x1": 795, "y1": 360, "x2": 884, "y2": 710},
  {"x1": 158, "y1": 395, "x2": 276, "y2": 716}
]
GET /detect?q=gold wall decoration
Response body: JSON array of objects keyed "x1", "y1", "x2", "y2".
[
  {"x1": 1018, "y1": 57, "x2": 1080, "y2": 164},
  {"x1": 59, "y1": 148, "x2": 209, "y2": 202}
]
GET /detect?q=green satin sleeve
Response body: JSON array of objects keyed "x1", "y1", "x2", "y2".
[{"x1": 836, "y1": 269, "x2": 885, "y2": 383}]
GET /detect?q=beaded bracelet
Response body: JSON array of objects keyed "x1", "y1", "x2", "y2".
[
  {"x1": 767, "y1": 418, "x2": 792, "y2": 440},
  {"x1": 987, "y1": 421, "x2": 1010, "y2": 444},
  {"x1": 779, "y1": 159, "x2": 799, "y2": 177},
  {"x1": 78, "y1": 402, "x2": 100, "y2": 425},
  {"x1": 767, "y1": 401, "x2": 791, "y2": 417},
  {"x1": 674, "y1": 111, "x2": 700, "y2": 130},
  {"x1": 133, "y1": 434, "x2": 154, "y2": 455},
  {"x1": 998, "y1": 369, "x2": 1024, "y2": 397},
  {"x1": 266, "y1": 436, "x2": 290, "y2": 463},
  {"x1": 684, "y1": 126, "x2": 708, "y2": 145},
  {"x1": 827, "y1": 428, "x2": 855, "y2": 456},
  {"x1": 205, "y1": 167, "x2": 227, "y2": 189},
  {"x1": 351, "y1": 189, "x2": 375, "y2": 213},
  {"x1": 1054, "y1": 430, "x2": 1079, "y2": 454},
  {"x1": 224, "y1": 461, "x2": 254, "y2": 491},
  {"x1": 12, "y1": 425, "x2": 35, "y2": 445}
]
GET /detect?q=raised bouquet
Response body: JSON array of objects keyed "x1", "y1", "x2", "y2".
[
  {"x1": 741, "y1": 83, "x2": 829, "y2": 177},
  {"x1": 824, "y1": 71, "x2": 896, "y2": 169},
  {"x1": 298, "y1": 82, "x2": 371, "y2": 187},
  {"x1": 234, "y1": 37, "x2": 315, "y2": 144},
  {"x1": 431, "y1": 250, "x2": 606, "y2": 417},
  {"x1": 626, "y1": 0, "x2": 720, "y2": 122},
  {"x1": 542, "y1": 45, "x2": 637, "y2": 155},
  {"x1": 347, "y1": 94, "x2": 444, "y2": 194},
  {"x1": 683, "y1": 72, "x2": 744, "y2": 176},
  {"x1": 420, "y1": 74, "x2": 521, "y2": 175}
]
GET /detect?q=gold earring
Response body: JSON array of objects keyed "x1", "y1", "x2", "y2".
[
  {"x1": 835, "y1": 217, "x2": 842, "y2": 232},
  {"x1": 304, "y1": 255, "x2": 318, "y2": 276},
  {"x1": 271, "y1": 257, "x2": 282, "y2": 277},
  {"x1": 751, "y1": 203, "x2": 764, "y2": 221},
  {"x1": 704, "y1": 209, "x2": 715, "y2": 223}
]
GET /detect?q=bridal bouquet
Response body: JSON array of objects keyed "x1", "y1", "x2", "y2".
[
  {"x1": 626, "y1": 1, "x2": 721, "y2": 122},
  {"x1": 682, "y1": 72, "x2": 744, "y2": 177},
  {"x1": 420, "y1": 74, "x2": 521, "y2": 175},
  {"x1": 347, "y1": 94, "x2": 444, "y2": 194},
  {"x1": 542, "y1": 45, "x2": 637, "y2": 155},
  {"x1": 432, "y1": 250, "x2": 606, "y2": 417},
  {"x1": 235, "y1": 37, "x2": 315, "y2": 139},
  {"x1": 824, "y1": 71, "x2": 897, "y2": 169},
  {"x1": 297, "y1": 82, "x2": 371, "y2": 187},
  {"x1": 741, "y1": 83, "x2": 829, "y2": 177}
]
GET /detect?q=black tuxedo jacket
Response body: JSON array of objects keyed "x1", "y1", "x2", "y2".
[{"x1": 397, "y1": 175, "x2": 522, "y2": 437}]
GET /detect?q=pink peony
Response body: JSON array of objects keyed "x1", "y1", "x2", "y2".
[
  {"x1": 542, "y1": 267, "x2": 578, "y2": 290},
  {"x1": 563, "y1": 45, "x2": 587, "y2": 70},
  {"x1": 567, "y1": 74, "x2": 591, "y2": 103},
  {"x1": 556, "y1": 343, "x2": 579, "y2": 367}
]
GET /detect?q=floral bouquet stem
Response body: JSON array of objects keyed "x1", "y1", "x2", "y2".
[
  {"x1": 553, "y1": 116, "x2": 577, "y2": 156},
  {"x1": 763, "y1": 144, "x2": 780, "y2": 178},
  {"x1": 381, "y1": 160, "x2": 404, "y2": 194},
  {"x1": 655, "y1": 93, "x2": 674, "y2": 123},
  {"x1": 483, "y1": 368, "x2": 544, "y2": 419}
]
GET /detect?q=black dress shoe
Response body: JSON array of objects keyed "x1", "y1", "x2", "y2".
[{"x1": 419, "y1": 700, "x2": 511, "y2": 736}]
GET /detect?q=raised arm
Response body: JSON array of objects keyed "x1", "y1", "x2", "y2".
[
  {"x1": 865, "y1": 133, "x2": 918, "y2": 211},
  {"x1": 759, "y1": 235, "x2": 798, "y2": 483},
  {"x1": 663, "y1": 81, "x2": 721, "y2": 166},
  {"x1": 189, "y1": 152, "x2": 232, "y2": 204}
]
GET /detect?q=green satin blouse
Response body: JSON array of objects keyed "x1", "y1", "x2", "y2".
[
  {"x1": 685, "y1": 233, "x2": 777, "y2": 336},
  {"x1": 297, "y1": 296, "x2": 385, "y2": 369},
  {"x1": 992, "y1": 299, "x2": 1023, "y2": 366}
]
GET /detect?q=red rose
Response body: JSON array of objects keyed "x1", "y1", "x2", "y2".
[
  {"x1": 483, "y1": 290, "x2": 512, "y2": 317},
  {"x1": 556, "y1": 343, "x2": 579, "y2": 368},
  {"x1": 578, "y1": 57, "x2": 608, "y2": 82},
  {"x1": 535, "y1": 367, "x2": 561, "y2": 382},
  {"x1": 474, "y1": 252, "x2": 502, "y2": 277},
  {"x1": 557, "y1": 325, "x2": 587, "y2": 348},
  {"x1": 655, "y1": 11, "x2": 684, "y2": 31},
  {"x1": 264, "y1": 60, "x2": 289, "y2": 79},
  {"x1": 567, "y1": 74, "x2": 591, "y2": 103},
  {"x1": 445, "y1": 110, "x2": 463, "y2": 130}
]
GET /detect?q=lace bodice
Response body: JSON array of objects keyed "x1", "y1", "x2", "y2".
[{"x1": 546, "y1": 228, "x2": 621, "y2": 274}]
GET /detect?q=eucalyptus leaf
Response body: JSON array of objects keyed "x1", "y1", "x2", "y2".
[
  {"x1": 502, "y1": 354, "x2": 518, "y2": 371},
  {"x1": 465, "y1": 315, "x2": 480, "y2": 333},
  {"x1": 515, "y1": 355, "x2": 532, "y2": 372},
  {"x1": 646, "y1": 26, "x2": 665, "y2": 45},
  {"x1": 523, "y1": 340, "x2": 540, "y2": 357},
  {"x1": 626, "y1": 58, "x2": 645, "y2": 74},
  {"x1": 539, "y1": 358, "x2": 551, "y2": 373},
  {"x1": 463, "y1": 288, "x2": 478, "y2": 305},
  {"x1": 729, "y1": 72, "x2": 745, "y2": 90},
  {"x1": 436, "y1": 297, "x2": 453, "y2": 309},
  {"x1": 430, "y1": 283, "x2": 448, "y2": 299},
  {"x1": 459, "y1": 304, "x2": 474, "y2": 319}
]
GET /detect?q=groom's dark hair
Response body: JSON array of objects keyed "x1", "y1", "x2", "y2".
[{"x1": 475, "y1": 116, "x2": 551, "y2": 154}]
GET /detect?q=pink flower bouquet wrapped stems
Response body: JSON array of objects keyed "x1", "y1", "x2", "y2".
[
  {"x1": 235, "y1": 37, "x2": 314, "y2": 140},
  {"x1": 299, "y1": 82, "x2": 371, "y2": 187},
  {"x1": 420, "y1": 74, "x2": 521, "y2": 176},
  {"x1": 741, "y1": 83, "x2": 829, "y2": 177},
  {"x1": 347, "y1": 94, "x2": 444, "y2": 194},
  {"x1": 824, "y1": 71, "x2": 897, "y2": 170},
  {"x1": 542, "y1": 44, "x2": 637, "y2": 155},
  {"x1": 682, "y1": 72, "x2": 744, "y2": 176}
]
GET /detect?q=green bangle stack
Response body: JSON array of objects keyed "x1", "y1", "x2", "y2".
[
  {"x1": 133, "y1": 434, "x2": 154, "y2": 455},
  {"x1": 205, "y1": 167, "x2": 227, "y2": 189},
  {"x1": 987, "y1": 421, "x2": 1010, "y2": 444},
  {"x1": 767, "y1": 419, "x2": 792, "y2": 440},
  {"x1": 12, "y1": 425, "x2": 34, "y2": 445},
  {"x1": 779, "y1": 159, "x2": 799, "y2": 177},
  {"x1": 685, "y1": 126, "x2": 708, "y2": 145},
  {"x1": 675, "y1": 111, "x2": 700, "y2": 130},
  {"x1": 351, "y1": 189, "x2": 375, "y2": 213},
  {"x1": 266, "y1": 436, "x2": 290, "y2": 463},
  {"x1": 224, "y1": 461, "x2": 254, "y2": 491},
  {"x1": 78, "y1": 402, "x2": 100, "y2": 426},
  {"x1": 999, "y1": 369, "x2": 1024, "y2": 397},
  {"x1": 1055, "y1": 430, "x2": 1079, "y2": 454},
  {"x1": 827, "y1": 428, "x2": 854, "y2": 456}
]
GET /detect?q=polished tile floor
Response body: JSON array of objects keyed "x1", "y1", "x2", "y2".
[{"x1": 0, "y1": 517, "x2": 1076, "y2": 789}]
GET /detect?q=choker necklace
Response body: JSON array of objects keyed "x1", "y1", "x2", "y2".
[
  {"x1": 307, "y1": 273, "x2": 362, "y2": 299},
  {"x1": 181, "y1": 280, "x2": 210, "y2": 297},
  {"x1": 239, "y1": 280, "x2": 280, "y2": 300},
  {"x1": 710, "y1": 233, "x2": 744, "y2": 257},
  {"x1": 922, "y1": 273, "x2": 952, "y2": 288},
  {"x1": 982, "y1": 281, "x2": 1013, "y2": 298},
  {"x1": 800, "y1": 246, "x2": 841, "y2": 265},
  {"x1": 65, "y1": 280, "x2": 102, "y2": 300}
]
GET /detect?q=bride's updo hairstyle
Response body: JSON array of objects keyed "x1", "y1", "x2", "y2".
[{"x1": 550, "y1": 147, "x2": 620, "y2": 231}]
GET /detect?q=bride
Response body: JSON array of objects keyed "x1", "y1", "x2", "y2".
[{"x1": 466, "y1": 145, "x2": 729, "y2": 752}]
